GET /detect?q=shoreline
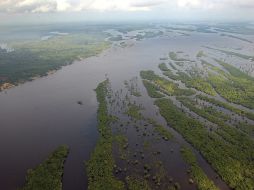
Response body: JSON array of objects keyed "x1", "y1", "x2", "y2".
[{"x1": 0, "y1": 44, "x2": 112, "y2": 93}]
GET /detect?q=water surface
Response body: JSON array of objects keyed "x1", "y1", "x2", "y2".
[{"x1": 0, "y1": 34, "x2": 243, "y2": 189}]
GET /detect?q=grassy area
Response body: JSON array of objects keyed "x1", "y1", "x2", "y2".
[
  {"x1": 158, "y1": 63, "x2": 170, "y2": 71},
  {"x1": 125, "y1": 104, "x2": 143, "y2": 120},
  {"x1": 109, "y1": 35, "x2": 123, "y2": 41},
  {"x1": 21, "y1": 145, "x2": 69, "y2": 190},
  {"x1": 154, "y1": 124, "x2": 174, "y2": 140},
  {"x1": 196, "y1": 51, "x2": 206, "y2": 58},
  {"x1": 180, "y1": 146, "x2": 218, "y2": 190},
  {"x1": 205, "y1": 46, "x2": 254, "y2": 61},
  {"x1": 196, "y1": 95, "x2": 254, "y2": 121},
  {"x1": 235, "y1": 122, "x2": 254, "y2": 137},
  {"x1": 220, "y1": 34, "x2": 253, "y2": 43},
  {"x1": 169, "y1": 52, "x2": 189, "y2": 62},
  {"x1": 200, "y1": 59, "x2": 254, "y2": 108},
  {"x1": 178, "y1": 72, "x2": 216, "y2": 96},
  {"x1": 126, "y1": 176, "x2": 151, "y2": 190},
  {"x1": 177, "y1": 96, "x2": 230, "y2": 123},
  {"x1": 0, "y1": 33, "x2": 110, "y2": 89},
  {"x1": 181, "y1": 95, "x2": 254, "y2": 140},
  {"x1": 154, "y1": 98, "x2": 254, "y2": 190},
  {"x1": 169, "y1": 62, "x2": 177, "y2": 70},
  {"x1": 201, "y1": 60, "x2": 226, "y2": 76},
  {"x1": 114, "y1": 134, "x2": 129, "y2": 160},
  {"x1": 142, "y1": 80, "x2": 165, "y2": 98},
  {"x1": 163, "y1": 70, "x2": 180, "y2": 81},
  {"x1": 140, "y1": 70, "x2": 195, "y2": 96},
  {"x1": 158, "y1": 65, "x2": 216, "y2": 96},
  {"x1": 124, "y1": 78, "x2": 141, "y2": 97},
  {"x1": 208, "y1": 73, "x2": 254, "y2": 109},
  {"x1": 165, "y1": 27, "x2": 195, "y2": 32},
  {"x1": 215, "y1": 59, "x2": 254, "y2": 81},
  {"x1": 134, "y1": 31, "x2": 163, "y2": 41},
  {"x1": 145, "y1": 117, "x2": 174, "y2": 141},
  {"x1": 86, "y1": 80, "x2": 125, "y2": 190}
]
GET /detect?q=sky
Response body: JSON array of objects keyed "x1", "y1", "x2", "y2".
[{"x1": 0, "y1": 0, "x2": 254, "y2": 24}]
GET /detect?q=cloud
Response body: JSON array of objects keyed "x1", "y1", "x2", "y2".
[
  {"x1": 0, "y1": 0, "x2": 164, "y2": 12},
  {"x1": 131, "y1": 0, "x2": 166, "y2": 8},
  {"x1": 0, "y1": 0, "x2": 57, "y2": 12},
  {"x1": 176, "y1": 0, "x2": 254, "y2": 10},
  {"x1": 0, "y1": 0, "x2": 254, "y2": 13}
]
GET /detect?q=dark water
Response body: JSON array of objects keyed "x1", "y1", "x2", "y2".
[{"x1": 0, "y1": 34, "x2": 237, "y2": 189}]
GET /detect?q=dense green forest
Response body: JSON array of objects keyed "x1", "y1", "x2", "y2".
[
  {"x1": 0, "y1": 32, "x2": 109, "y2": 89},
  {"x1": 21, "y1": 146, "x2": 69, "y2": 190},
  {"x1": 86, "y1": 80, "x2": 125, "y2": 190},
  {"x1": 140, "y1": 53, "x2": 254, "y2": 189}
]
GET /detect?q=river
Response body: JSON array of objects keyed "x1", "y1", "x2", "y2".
[{"x1": 0, "y1": 33, "x2": 240, "y2": 189}]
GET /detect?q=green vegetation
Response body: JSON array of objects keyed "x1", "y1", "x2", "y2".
[
  {"x1": 125, "y1": 104, "x2": 143, "y2": 120},
  {"x1": 215, "y1": 59, "x2": 254, "y2": 81},
  {"x1": 158, "y1": 65, "x2": 216, "y2": 96},
  {"x1": 158, "y1": 63, "x2": 170, "y2": 71},
  {"x1": 196, "y1": 95, "x2": 254, "y2": 121},
  {"x1": 134, "y1": 31, "x2": 163, "y2": 41},
  {"x1": 179, "y1": 74, "x2": 216, "y2": 96},
  {"x1": 114, "y1": 135, "x2": 128, "y2": 160},
  {"x1": 169, "y1": 62, "x2": 177, "y2": 70},
  {"x1": 197, "y1": 51, "x2": 206, "y2": 58},
  {"x1": 200, "y1": 59, "x2": 254, "y2": 108},
  {"x1": 142, "y1": 80, "x2": 165, "y2": 98},
  {"x1": 214, "y1": 24, "x2": 254, "y2": 35},
  {"x1": 109, "y1": 35, "x2": 123, "y2": 41},
  {"x1": 163, "y1": 70, "x2": 180, "y2": 81},
  {"x1": 177, "y1": 96, "x2": 230, "y2": 123},
  {"x1": 180, "y1": 147, "x2": 218, "y2": 190},
  {"x1": 154, "y1": 98, "x2": 254, "y2": 190},
  {"x1": 205, "y1": 46, "x2": 254, "y2": 61},
  {"x1": 166, "y1": 27, "x2": 195, "y2": 32},
  {"x1": 140, "y1": 70, "x2": 195, "y2": 96},
  {"x1": 126, "y1": 176, "x2": 151, "y2": 190},
  {"x1": 22, "y1": 145, "x2": 69, "y2": 190},
  {"x1": 116, "y1": 25, "x2": 149, "y2": 34},
  {"x1": 145, "y1": 117, "x2": 174, "y2": 141},
  {"x1": 169, "y1": 52, "x2": 189, "y2": 62},
  {"x1": 236, "y1": 122, "x2": 254, "y2": 137},
  {"x1": 154, "y1": 124, "x2": 173, "y2": 140},
  {"x1": 131, "y1": 91, "x2": 141, "y2": 97},
  {"x1": 208, "y1": 72, "x2": 254, "y2": 109},
  {"x1": 0, "y1": 33, "x2": 110, "y2": 89},
  {"x1": 86, "y1": 80, "x2": 125, "y2": 190},
  {"x1": 201, "y1": 60, "x2": 229, "y2": 76},
  {"x1": 196, "y1": 95, "x2": 254, "y2": 136},
  {"x1": 220, "y1": 34, "x2": 253, "y2": 43},
  {"x1": 124, "y1": 78, "x2": 141, "y2": 97}
]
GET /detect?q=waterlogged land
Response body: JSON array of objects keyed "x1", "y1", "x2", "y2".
[
  {"x1": 139, "y1": 48, "x2": 254, "y2": 189},
  {"x1": 0, "y1": 25, "x2": 110, "y2": 91},
  {"x1": 86, "y1": 79, "x2": 214, "y2": 190},
  {"x1": 87, "y1": 51, "x2": 254, "y2": 189},
  {"x1": 21, "y1": 146, "x2": 69, "y2": 190},
  {"x1": 0, "y1": 23, "x2": 166, "y2": 91},
  {"x1": 1, "y1": 22, "x2": 254, "y2": 190}
]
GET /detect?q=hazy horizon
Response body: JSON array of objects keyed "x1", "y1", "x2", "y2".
[{"x1": 1, "y1": 0, "x2": 254, "y2": 25}]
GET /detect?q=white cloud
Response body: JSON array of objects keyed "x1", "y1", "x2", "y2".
[
  {"x1": 56, "y1": 0, "x2": 71, "y2": 11},
  {"x1": 0, "y1": 0, "x2": 254, "y2": 14},
  {"x1": 0, "y1": 0, "x2": 164, "y2": 12}
]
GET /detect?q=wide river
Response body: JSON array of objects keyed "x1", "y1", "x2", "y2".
[{"x1": 0, "y1": 33, "x2": 247, "y2": 190}]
